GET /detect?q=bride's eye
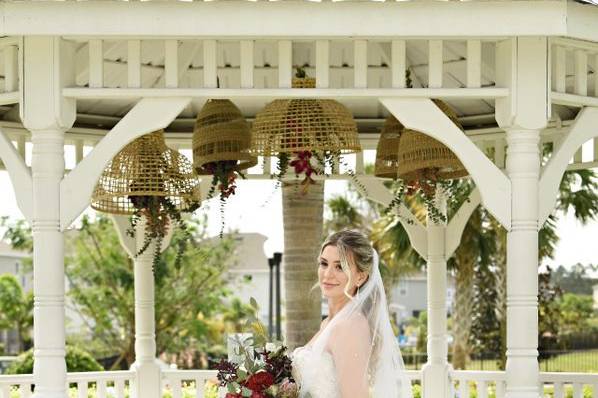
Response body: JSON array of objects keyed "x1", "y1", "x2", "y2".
[
  {"x1": 319, "y1": 262, "x2": 327, "y2": 268},
  {"x1": 335, "y1": 264, "x2": 342, "y2": 271}
]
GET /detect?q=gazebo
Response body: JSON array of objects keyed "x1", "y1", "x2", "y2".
[{"x1": 0, "y1": 1, "x2": 598, "y2": 397}]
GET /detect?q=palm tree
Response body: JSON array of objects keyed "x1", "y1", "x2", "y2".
[
  {"x1": 451, "y1": 204, "x2": 499, "y2": 369},
  {"x1": 282, "y1": 181, "x2": 325, "y2": 349},
  {"x1": 324, "y1": 195, "x2": 365, "y2": 236}
]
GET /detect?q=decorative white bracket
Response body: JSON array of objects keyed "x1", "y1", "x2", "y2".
[
  {"x1": 539, "y1": 106, "x2": 598, "y2": 226},
  {"x1": 380, "y1": 98, "x2": 511, "y2": 230},
  {"x1": 60, "y1": 97, "x2": 191, "y2": 230},
  {"x1": 445, "y1": 187, "x2": 481, "y2": 258},
  {"x1": 0, "y1": 128, "x2": 33, "y2": 223},
  {"x1": 354, "y1": 176, "x2": 481, "y2": 261},
  {"x1": 354, "y1": 175, "x2": 427, "y2": 259}
]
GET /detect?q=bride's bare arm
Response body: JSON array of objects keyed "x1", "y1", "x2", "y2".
[{"x1": 329, "y1": 315, "x2": 371, "y2": 398}]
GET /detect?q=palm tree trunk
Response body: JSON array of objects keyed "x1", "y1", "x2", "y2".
[
  {"x1": 282, "y1": 181, "x2": 324, "y2": 349},
  {"x1": 493, "y1": 222, "x2": 507, "y2": 369},
  {"x1": 452, "y1": 249, "x2": 475, "y2": 369}
]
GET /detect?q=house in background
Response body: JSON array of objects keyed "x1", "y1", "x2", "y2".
[
  {"x1": 390, "y1": 272, "x2": 456, "y2": 325},
  {"x1": 0, "y1": 241, "x2": 30, "y2": 355},
  {"x1": 226, "y1": 233, "x2": 281, "y2": 329}
]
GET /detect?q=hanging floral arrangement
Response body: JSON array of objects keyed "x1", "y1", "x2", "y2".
[
  {"x1": 193, "y1": 99, "x2": 257, "y2": 237},
  {"x1": 251, "y1": 68, "x2": 364, "y2": 196},
  {"x1": 91, "y1": 130, "x2": 201, "y2": 269},
  {"x1": 376, "y1": 72, "x2": 467, "y2": 224}
]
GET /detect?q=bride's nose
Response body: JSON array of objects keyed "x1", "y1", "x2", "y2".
[{"x1": 323, "y1": 265, "x2": 336, "y2": 279}]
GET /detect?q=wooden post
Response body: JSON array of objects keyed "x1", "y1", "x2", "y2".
[
  {"x1": 496, "y1": 37, "x2": 548, "y2": 398},
  {"x1": 22, "y1": 36, "x2": 76, "y2": 398},
  {"x1": 422, "y1": 190, "x2": 451, "y2": 398}
]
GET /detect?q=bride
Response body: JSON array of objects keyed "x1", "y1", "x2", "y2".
[{"x1": 292, "y1": 230, "x2": 413, "y2": 398}]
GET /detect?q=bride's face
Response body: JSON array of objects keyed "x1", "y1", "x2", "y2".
[{"x1": 318, "y1": 245, "x2": 366, "y2": 299}]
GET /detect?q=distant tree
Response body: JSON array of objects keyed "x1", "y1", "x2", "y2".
[
  {"x1": 557, "y1": 293, "x2": 594, "y2": 335},
  {"x1": 469, "y1": 260, "x2": 501, "y2": 361},
  {"x1": 324, "y1": 195, "x2": 366, "y2": 236},
  {"x1": 538, "y1": 266, "x2": 562, "y2": 354},
  {"x1": 0, "y1": 274, "x2": 33, "y2": 353},
  {"x1": 3, "y1": 214, "x2": 239, "y2": 369},
  {"x1": 551, "y1": 264, "x2": 598, "y2": 295}
]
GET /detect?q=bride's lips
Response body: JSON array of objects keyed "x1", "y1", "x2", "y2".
[{"x1": 322, "y1": 283, "x2": 338, "y2": 289}]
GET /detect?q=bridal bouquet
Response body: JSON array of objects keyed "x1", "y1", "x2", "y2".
[{"x1": 216, "y1": 341, "x2": 298, "y2": 398}]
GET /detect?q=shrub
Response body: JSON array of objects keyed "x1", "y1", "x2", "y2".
[{"x1": 7, "y1": 345, "x2": 103, "y2": 374}]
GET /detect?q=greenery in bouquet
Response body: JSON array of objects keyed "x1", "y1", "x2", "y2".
[
  {"x1": 215, "y1": 343, "x2": 297, "y2": 398},
  {"x1": 215, "y1": 298, "x2": 298, "y2": 398}
]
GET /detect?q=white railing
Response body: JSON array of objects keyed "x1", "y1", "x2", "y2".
[
  {"x1": 540, "y1": 372, "x2": 598, "y2": 398},
  {"x1": 64, "y1": 38, "x2": 501, "y2": 97},
  {"x1": 162, "y1": 369, "x2": 219, "y2": 398},
  {"x1": 0, "y1": 37, "x2": 20, "y2": 106},
  {"x1": 0, "y1": 374, "x2": 33, "y2": 398},
  {"x1": 451, "y1": 370, "x2": 507, "y2": 398},
  {"x1": 2, "y1": 368, "x2": 597, "y2": 398},
  {"x1": 0, "y1": 370, "x2": 135, "y2": 398},
  {"x1": 451, "y1": 370, "x2": 598, "y2": 398}
]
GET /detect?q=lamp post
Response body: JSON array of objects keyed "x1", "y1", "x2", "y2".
[
  {"x1": 273, "y1": 252, "x2": 283, "y2": 341},
  {"x1": 268, "y1": 257, "x2": 275, "y2": 340}
]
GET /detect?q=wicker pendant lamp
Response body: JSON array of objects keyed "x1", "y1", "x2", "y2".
[
  {"x1": 250, "y1": 76, "x2": 361, "y2": 156},
  {"x1": 192, "y1": 99, "x2": 257, "y2": 174},
  {"x1": 396, "y1": 100, "x2": 468, "y2": 182},
  {"x1": 91, "y1": 130, "x2": 200, "y2": 215},
  {"x1": 374, "y1": 115, "x2": 403, "y2": 179}
]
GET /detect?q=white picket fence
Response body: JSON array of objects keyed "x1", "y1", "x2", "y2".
[
  {"x1": 451, "y1": 370, "x2": 598, "y2": 398},
  {"x1": 1, "y1": 369, "x2": 597, "y2": 398}
]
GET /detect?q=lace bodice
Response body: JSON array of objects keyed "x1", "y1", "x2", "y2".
[{"x1": 292, "y1": 346, "x2": 340, "y2": 398}]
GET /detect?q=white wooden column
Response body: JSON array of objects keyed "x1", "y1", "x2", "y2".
[
  {"x1": 496, "y1": 37, "x2": 547, "y2": 398},
  {"x1": 422, "y1": 192, "x2": 451, "y2": 398},
  {"x1": 505, "y1": 128, "x2": 541, "y2": 398},
  {"x1": 112, "y1": 216, "x2": 173, "y2": 398},
  {"x1": 21, "y1": 36, "x2": 76, "y2": 398}
]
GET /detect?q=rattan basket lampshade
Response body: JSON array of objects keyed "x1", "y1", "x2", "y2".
[
  {"x1": 374, "y1": 115, "x2": 403, "y2": 179},
  {"x1": 397, "y1": 100, "x2": 469, "y2": 182},
  {"x1": 250, "y1": 77, "x2": 361, "y2": 156},
  {"x1": 192, "y1": 99, "x2": 257, "y2": 175},
  {"x1": 91, "y1": 130, "x2": 200, "y2": 215}
]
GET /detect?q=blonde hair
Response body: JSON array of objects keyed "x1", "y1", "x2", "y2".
[{"x1": 318, "y1": 230, "x2": 374, "y2": 298}]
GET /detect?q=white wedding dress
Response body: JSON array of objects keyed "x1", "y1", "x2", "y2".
[
  {"x1": 290, "y1": 250, "x2": 412, "y2": 398},
  {"x1": 291, "y1": 345, "x2": 340, "y2": 398}
]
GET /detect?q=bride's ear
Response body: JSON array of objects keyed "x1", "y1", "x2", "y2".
[{"x1": 357, "y1": 271, "x2": 368, "y2": 287}]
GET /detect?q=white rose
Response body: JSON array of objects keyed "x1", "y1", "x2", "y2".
[{"x1": 265, "y1": 342, "x2": 277, "y2": 352}]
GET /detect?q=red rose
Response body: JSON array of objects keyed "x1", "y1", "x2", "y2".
[
  {"x1": 225, "y1": 393, "x2": 242, "y2": 398},
  {"x1": 251, "y1": 392, "x2": 268, "y2": 398},
  {"x1": 244, "y1": 371, "x2": 275, "y2": 392}
]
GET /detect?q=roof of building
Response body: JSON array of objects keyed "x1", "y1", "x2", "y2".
[{"x1": 0, "y1": 240, "x2": 29, "y2": 259}]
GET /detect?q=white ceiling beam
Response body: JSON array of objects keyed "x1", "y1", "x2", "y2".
[
  {"x1": 63, "y1": 87, "x2": 509, "y2": 100},
  {"x1": 567, "y1": 1, "x2": 598, "y2": 44},
  {"x1": 0, "y1": 1, "x2": 567, "y2": 38}
]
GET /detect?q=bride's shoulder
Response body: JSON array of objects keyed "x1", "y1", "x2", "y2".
[{"x1": 330, "y1": 312, "x2": 369, "y2": 337}]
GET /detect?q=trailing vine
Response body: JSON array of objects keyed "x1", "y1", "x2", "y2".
[
  {"x1": 126, "y1": 195, "x2": 200, "y2": 271},
  {"x1": 382, "y1": 69, "x2": 461, "y2": 226},
  {"x1": 383, "y1": 170, "x2": 462, "y2": 225},
  {"x1": 203, "y1": 160, "x2": 247, "y2": 238}
]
